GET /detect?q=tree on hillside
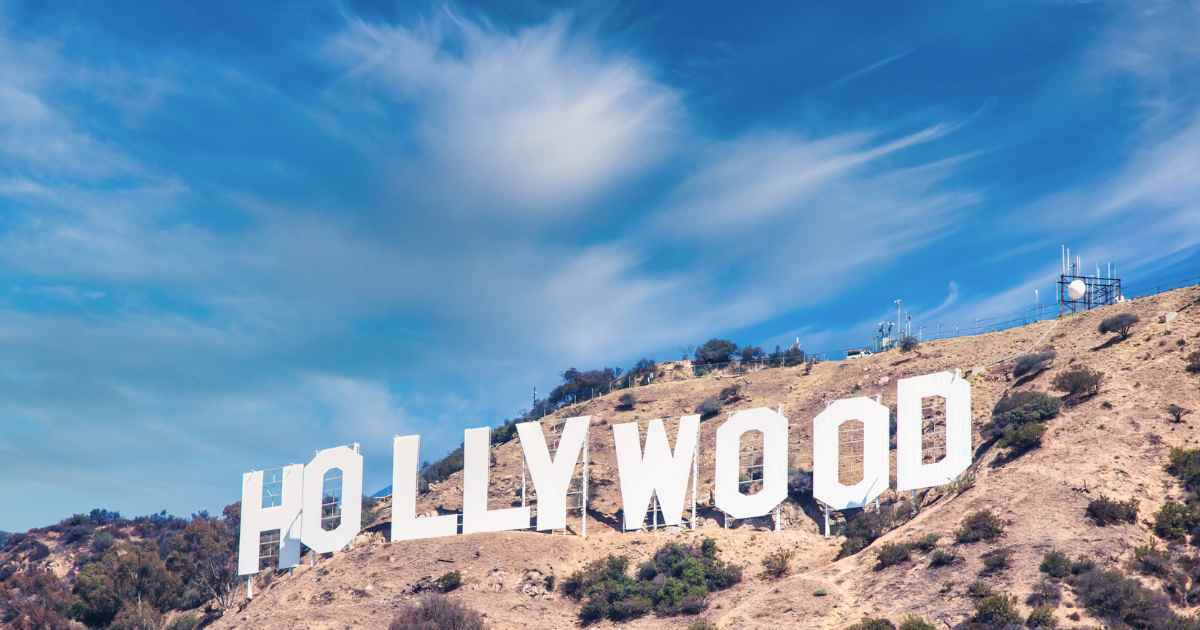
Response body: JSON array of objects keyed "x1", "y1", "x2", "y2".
[
  {"x1": 165, "y1": 515, "x2": 239, "y2": 610},
  {"x1": 1098, "y1": 313, "x2": 1139, "y2": 340},
  {"x1": 695, "y1": 339, "x2": 738, "y2": 365}
]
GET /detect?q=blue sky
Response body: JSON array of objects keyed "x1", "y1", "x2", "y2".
[{"x1": 2, "y1": 1, "x2": 1199, "y2": 530}]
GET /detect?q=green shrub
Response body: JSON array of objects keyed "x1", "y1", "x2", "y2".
[
  {"x1": 897, "y1": 616, "x2": 936, "y2": 630},
  {"x1": 1154, "y1": 501, "x2": 1200, "y2": 541},
  {"x1": 839, "y1": 506, "x2": 899, "y2": 558},
  {"x1": 1086, "y1": 496, "x2": 1138, "y2": 526},
  {"x1": 1186, "y1": 351, "x2": 1200, "y2": 374},
  {"x1": 1167, "y1": 448, "x2": 1200, "y2": 492},
  {"x1": 1026, "y1": 578, "x2": 1062, "y2": 608},
  {"x1": 1052, "y1": 366, "x2": 1103, "y2": 402},
  {"x1": 1069, "y1": 567, "x2": 1177, "y2": 628},
  {"x1": 1133, "y1": 543, "x2": 1171, "y2": 578},
  {"x1": 1026, "y1": 605, "x2": 1058, "y2": 628},
  {"x1": 998, "y1": 421, "x2": 1047, "y2": 453},
  {"x1": 166, "y1": 614, "x2": 201, "y2": 630},
  {"x1": 436, "y1": 570, "x2": 463, "y2": 593},
  {"x1": 687, "y1": 622, "x2": 718, "y2": 630},
  {"x1": 910, "y1": 533, "x2": 940, "y2": 553},
  {"x1": 970, "y1": 593, "x2": 1021, "y2": 626},
  {"x1": 695, "y1": 397, "x2": 722, "y2": 419},
  {"x1": 1098, "y1": 313, "x2": 1139, "y2": 340},
  {"x1": 955, "y1": 510, "x2": 1005, "y2": 544},
  {"x1": 874, "y1": 543, "x2": 910, "y2": 570},
  {"x1": 761, "y1": 549, "x2": 793, "y2": 579},
  {"x1": 616, "y1": 393, "x2": 635, "y2": 411},
  {"x1": 966, "y1": 580, "x2": 994, "y2": 600},
  {"x1": 389, "y1": 594, "x2": 484, "y2": 630},
  {"x1": 1167, "y1": 404, "x2": 1192, "y2": 424},
  {"x1": 899, "y1": 336, "x2": 919, "y2": 352},
  {"x1": 1039, "y1": 550, "x2": 1071, "y2": 579},
  {"x1": 986, "y1": 391, "x2": 1060, "y2": 441},
  {"x1": 928, "y1": 549, "x2": 960, "y2": 568},
  {"x1": 847, "y1": 618, "x2": 895, "y2": 630},
  {"x1": 695, "y1": 339, "x2": 738, "y2": 365},
  {"x1": 979, "y1": 548, "x2": 1012, "y2": 576},
  {"x1": 561, "y1": 540, "x2": 741, "y2": 622},
  {"x1": 1013, "y1": 349, "x2": 1056, "y2": 379}
]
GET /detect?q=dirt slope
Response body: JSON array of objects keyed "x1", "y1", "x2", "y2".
[{"x1": 213, "y1": 284, "x2": 1200, "y2": 630}]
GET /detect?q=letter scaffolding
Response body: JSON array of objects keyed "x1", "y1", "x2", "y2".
[{"x1": 520, "y1": 420, "x2": 591, "y2": 536}]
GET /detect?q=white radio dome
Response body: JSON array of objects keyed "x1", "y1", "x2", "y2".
[{"x1": 1067, "y1": 279, "x2": 1087, "y2": 300}]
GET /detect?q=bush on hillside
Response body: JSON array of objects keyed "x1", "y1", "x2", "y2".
[
  {"x1": 969, "y1": 593, "x2": 1021, "y2": 627},
  {"x1": 955, "y1": 510, "x2": 1005, "y2": 544},
  {"x1": 561, "y1": 539, "x2": 741, "y2": 623},
  {"x1": 1013, "y1": 349, "x2": 1056, "y2": 379},
  {"x1": 1026, "y1": 605, "x2": 1058, "y2": 628},
  {"x1": 997, "y1": 421, "x2": 1047, "y2": 454},
  {"x1": 1168, "y1": 404, "x2": 1193, "y2": 424},
  {"x1": 694, "y1": 339, "x2": 738, "y2": 365},
  {"x1": 847, "y1": 619, "x2": 895, "y2": 630},
  {"x1": 389, "y1": 594, "x2": 484, "y2": 630},
  {"x1": 928, "y1": 549, "x2": 961, "y2": 568},
  {"x1": 1098, "y1": 313, "x2": 1139, "y2": 340},
  {"x1": 839, "y1": 506, "x2": 900, "y2": 558},
  {"x1": 761, "y1": 549, "x2": 793, "y2": 579},
  {"x1": 1052, "y1": 366, "x2": 1103, "y2": 403},
  {"x1": 898, "y1": 336, "x2": 919, "y2": 352},
  {"x1": 1085, "y1": 496, "x2": 1138, "y2": 526},
  {"x1": 910, "y1": 533, "x2": 940, "y2": 553},
  {"x1": 979, "y1": 547, "x2": 1013, "y2": 576},
  {"x1": 1153, "y1": 501, "x2": 1200, "y2": 542},
  {"x1": 1069, "y1": 567, "x2": 1179, "y2": 628},
  {"x1": 1132, "y1": 543, "x2": 1172, "y2": 578},
  {"x1": 740, "y1": 346, "x2": 765, "y2": 364},
  {"x1": 1187, "y1": 351, "x2": 1200, "y2": 374},
  {"x1": 437, "y1": 571, "x2": 463, "y2": 593},
  {"x1": 695, "y1": 396, "x2": 722, "y2": 419},
  {"x1": 616, "y1": 393, "x2": 636, "y2": 411},
  {"x1": 1039, "y1": 550, "x2": 1071, "y2": 579},
  {"x1": 898, "y1": 616, "x2": 937, "y2": 630},
  {"x1": 986, "y1": 391, "x2": 1060, "y2": 441},
  {"x1": 1167, "y1": 448, "x2": 1200, "y2": 493},
  {"x1": 874, "y1": 543, "x2": 910, "y2": 570},
  {"x1": 1026, "y1": 579, "x2": 1062, "y2": 608}
]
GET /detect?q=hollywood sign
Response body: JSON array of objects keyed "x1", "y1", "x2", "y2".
[{"x1": 237, "y1": 371, "x2": 971, "y2": 576}]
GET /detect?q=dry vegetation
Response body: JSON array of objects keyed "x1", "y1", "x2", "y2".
[{"x1": 7, "y1": 284, "x2": 1200, "y2": 629}]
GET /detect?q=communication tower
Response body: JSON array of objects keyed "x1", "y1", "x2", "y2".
[{"x1": 1057, "y1": 244, "x2": 1122, "y2": 315}]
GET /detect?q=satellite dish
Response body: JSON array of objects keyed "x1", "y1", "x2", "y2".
[{"x1": 1067, "y1": 279, "x2": 1087, "y2": 300}]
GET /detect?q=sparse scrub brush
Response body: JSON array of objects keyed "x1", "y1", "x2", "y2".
[
  {"x1": 1039, "y1": 550, "x2": 1071, "y2": 579},
  {"x1": 436, "y1": 570, "x2": 462, "y2": 592},
  {"x1": 695, "y1": 396, "x2": 722, "y2": 419},
  {"x1": 616, "y1": 393, "x2": 635, "y2": 411},
  {"x1": 955, "y1": 510, "x2": 1005, "y2": 544},
  {"x1": 847, "y1": 618, "x2": 895, "y2": 630},
  {"x1": 1167, "y1": 403, "x2": 1192, "y2": 424},
  {"x1": 761, "y1": 548, "x2": 793, "y2": 579},
  {"x1": 389, "y1": 595, "x2": 485, "y2": 630},
  {"x1": 874, "y1": 543, "x2": 910, "y2": 570},
  {"x1": 1052, "y1": 366, "x2": 1103, "y2": 403},
  {"x1": 1085, "y1": 496, "x2": 1138, "y2": 526},
  {"x1": 1013, "y1": 349, "x2": 1056, "y2": 379},
  {"x1": 1026, "y1": 605, "x2": 1058, "y2": 628},
  {"x1": 970, "y1": 593, "x2": 1021, "y2": 626},
  {"x1": 898, "y1": 616, "x2": 936, "y2": 630},
  {"x1": 1186, "y1": 350, "x2": 1200, "y2": 374}
]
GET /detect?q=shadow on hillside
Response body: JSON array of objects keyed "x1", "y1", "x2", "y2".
[{"x1": 1091, "y1": 336, "x2": 1126, "y2": 351}]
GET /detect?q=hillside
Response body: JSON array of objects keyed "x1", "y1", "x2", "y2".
[{"x1": 7, "y1": 284, "x2": 1200, "y2": 629}]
